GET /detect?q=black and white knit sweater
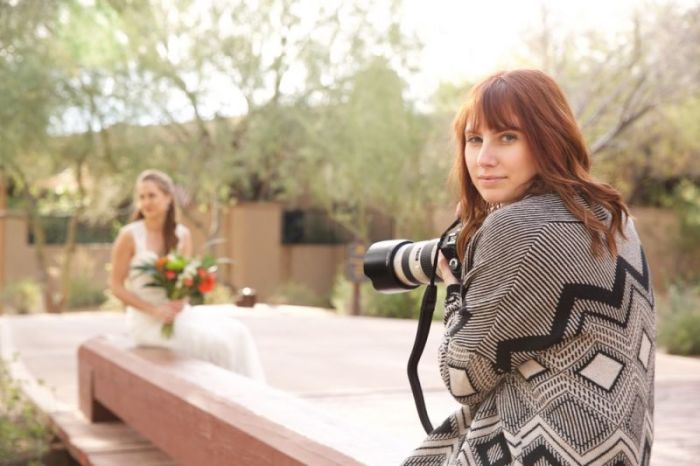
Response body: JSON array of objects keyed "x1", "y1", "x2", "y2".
[{"x1": 403, "y1": 193, "x2": 654, "y2": 466}]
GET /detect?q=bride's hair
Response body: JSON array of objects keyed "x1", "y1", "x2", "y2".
[{"x1": 132, "y1": 169, "x2": 179, "y2": 255}]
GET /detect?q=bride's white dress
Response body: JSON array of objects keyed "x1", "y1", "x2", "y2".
[{"x1": 123, "y1": 220, "x2": 265, "y2": 381}]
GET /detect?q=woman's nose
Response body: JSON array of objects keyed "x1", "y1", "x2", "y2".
[{"x1": 477, "y1": 144, "x2": 497, "y2": 167}]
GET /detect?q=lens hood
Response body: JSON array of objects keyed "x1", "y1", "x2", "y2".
[{"x1": 363, "y1": 239, "x2": 419, "y2": 293}]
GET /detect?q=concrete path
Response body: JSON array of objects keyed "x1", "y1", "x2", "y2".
[{"x1": 1, "y1": 306, "x2": 699, "y2": 465}]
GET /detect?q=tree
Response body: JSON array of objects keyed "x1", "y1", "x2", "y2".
[
  {"x1": 105, "y1": 0, "x2": 421, "y2": 242},
  {"x1": 1, "y1": 0, "x2": 136, "y2": 312},
  {"x1": 521, "y1": 3, "x2": 700, "y2": 158},
  {"x1": 308, "y1": 57, "x2": 438, "y2": 242},
  {"x1": 1, "y1": 0, "x2": 64, "y2": 311}
]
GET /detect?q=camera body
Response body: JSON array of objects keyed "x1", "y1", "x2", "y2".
[
  {"x1": 363, "y1": 228, "x2": 462, "y2": 293},
  {"x1": 440, "y1": 230, "x2": 461, "y2": 277}
]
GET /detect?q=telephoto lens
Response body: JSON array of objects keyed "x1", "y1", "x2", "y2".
[{"x1": 363, "y1": 229, "x2": 461, "y2": 293}]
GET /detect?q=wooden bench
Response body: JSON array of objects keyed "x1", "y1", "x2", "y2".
[{"x1": 78, "y1": 336, "x2": 402, "y2": 466}]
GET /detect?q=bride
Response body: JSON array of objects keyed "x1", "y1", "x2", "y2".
[{"x1": 109, "y1": 169, "x2": 265, "y2": 381}]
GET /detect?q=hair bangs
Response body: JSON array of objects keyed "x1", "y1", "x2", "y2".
[{"x1": 466, "y1": 78, "x2": 522, "y2": 133}]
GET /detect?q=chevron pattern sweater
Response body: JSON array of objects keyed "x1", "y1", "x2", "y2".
[{"x1": 403, "y1": 193, "x2": 654, "y2": 466}]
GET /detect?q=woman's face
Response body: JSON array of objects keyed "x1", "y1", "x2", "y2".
[
  {"x1": 464, "y1": 124, "x2": 538, "y2": 205},
  {"x1": 136, "y1": 180, "x2": 171, "y2": 219}
]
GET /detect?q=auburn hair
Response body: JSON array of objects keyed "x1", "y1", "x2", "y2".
[
  {"x1": 132, "y1": 169, "x2": 179, "y2": 255},
  {"x1": 452, "y1": 69, "x2": 629, "y2": 258}
]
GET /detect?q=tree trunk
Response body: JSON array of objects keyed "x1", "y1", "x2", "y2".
[
  {"x1": 0, "y1": 174, "x2": 6, "y2": 314},
  {"x1": 59, "y1": 161, "x2": 87, "y2": 312},
  {"x1": 351, "y1": 281, "x2": 361, "y2": 316},
  {"x1": 25, "y1": 198, "x2": 64, "y2": 313},
  {"x1": 206, "y1": 196, "x2": 222, "y2": 253},
  {"x1": 60, "y1": 212, "x2": 79, "y2": 312}
]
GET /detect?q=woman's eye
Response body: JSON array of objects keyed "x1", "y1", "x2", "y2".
[
  {"x1": 501, "y1": 133, "x2": 517, "y2": 142},
  {"x1": 466, "y1": 135, "x2": 482, "y2": 144}
]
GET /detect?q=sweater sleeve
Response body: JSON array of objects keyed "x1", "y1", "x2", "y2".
[
  {"x1": 442, "y1": 284, "x2": 462, "y2": 325},
  {"x1": 439, "y1": 213, "x2": 574, "y2": 408}
]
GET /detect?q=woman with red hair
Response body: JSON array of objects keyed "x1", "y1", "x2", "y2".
[{"x1": 403, "y1": 70, "x2": 654, "y2": 465}]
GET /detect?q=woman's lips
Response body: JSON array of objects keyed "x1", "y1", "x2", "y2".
[{"x1": 478, "y1": 176, "x2": 506, "y2": 186}]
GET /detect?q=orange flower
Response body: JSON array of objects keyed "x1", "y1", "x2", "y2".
[
  {"x1": 155, "y1": 257, "x2": 168, "y2": 271},
  {"x1": 183, "y1": 277, "x2": 194, "y2": 287},
  {"x1": 166, "y1": 270, "x2": 177, "y2": 280},
  {"x1": 198, "y1": 273, "x2": 216, "y2": 293}
]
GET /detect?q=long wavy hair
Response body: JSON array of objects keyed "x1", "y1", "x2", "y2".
[
  {"x1": 452, "y1": 69, "x2": 629, "y2": 258},
  {"x1": 132, "y1": 169, "x2": 179, "y2": 255}
]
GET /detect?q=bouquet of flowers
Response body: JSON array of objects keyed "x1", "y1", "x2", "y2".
[{"x1": 133, "y1": 252, "x2": 217, "y2": 338}]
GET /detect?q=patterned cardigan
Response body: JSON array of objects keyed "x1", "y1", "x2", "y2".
[{"x1": 403, "y1": 193, "x2": 655, "y2": 466}]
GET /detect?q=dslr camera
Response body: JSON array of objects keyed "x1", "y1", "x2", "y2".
[{"x1": 363, "y1": 227, "x2": 462, "y2": 293}]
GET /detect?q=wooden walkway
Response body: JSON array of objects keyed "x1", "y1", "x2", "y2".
[{"x1": 2, "y1": 306, "x2": 700, "y2": 465}]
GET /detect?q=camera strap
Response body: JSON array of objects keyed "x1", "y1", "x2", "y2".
[{"x1": 407, "y1": 219, "x2": 460, "y2": 434}]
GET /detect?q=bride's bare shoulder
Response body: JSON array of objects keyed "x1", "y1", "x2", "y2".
[{"x1": 112, "y1": 223, "x2": 137, "y2": 254}]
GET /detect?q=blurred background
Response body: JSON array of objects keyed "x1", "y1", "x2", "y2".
[
  {"x1": 0, "y1": 0, "x2": 698, "y2": 344},
  {"x1": 1, "y1": 1, "x2": 700, "y2": 463}
]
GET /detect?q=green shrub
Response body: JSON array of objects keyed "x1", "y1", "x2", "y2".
[
  {"x1": 671, "y1": 180, "x2": 700, "y2": 241},
  {"x1": 268, "y1": 282, "x2": 330, "y2": 308},
  {"x1": 99, "y1": 289, "x2": 124, "y2": 311},
  {"x1": 662, "y1": 180, "x2": 700, "y2": 283},
  {"x1": 204, "y1": 284, "x2": 236, "y2": 305},
  {"x1": 658, "y1": 283, "x2": 700, "y2": 355},
  {"x1": 0, "y1": 280, "x2": 42, "y2": 314},
  {"x1": 0, "y1": 358, "x2": 53, "y2": 464},
  {"x1": 332, "y1": 274, "x2": 446, "y2": 320},
  {"x1": 66, "y1": 274, "x2": 108, "y2": 310}
]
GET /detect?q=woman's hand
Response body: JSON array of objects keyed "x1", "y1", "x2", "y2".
[
  {"x1": 169, "y1": 299, "x2": 187, "y2": 312},
  {"x1": 155, "y1": 300, "x2": 185, "y2": 323},
  {"x1": 437, "y1": 252, "x2": 460, "y2": 286}
]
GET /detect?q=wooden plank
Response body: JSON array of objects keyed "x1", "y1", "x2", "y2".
[
  {"x1": 87, "y1": 448, "x2": 178, "y2": 466},
  {"x1": 50, "y1": 411, "x2": 177, "y2": 466},
  {"x1": 79, "y1": 336, "x2": 388, "y2": 466}
]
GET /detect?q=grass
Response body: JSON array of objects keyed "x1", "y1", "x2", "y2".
[{"x1": 0, "y1": 357, "x2": 53, "y2": 465}]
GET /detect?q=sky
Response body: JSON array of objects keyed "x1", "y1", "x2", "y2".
[{"x1": 399, "y1": 0, "x2": 695, "y2": 103}]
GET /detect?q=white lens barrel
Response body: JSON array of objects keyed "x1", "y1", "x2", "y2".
[
  {"x1": 393, "y1": 243, "x2": 414, "y2": 286},
  {"x1": 393, "y1": 240, "x2": 439, "y2": 287}
]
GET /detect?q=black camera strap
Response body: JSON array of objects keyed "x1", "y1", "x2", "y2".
[{"x1": 407, "y1": 219, "x2": 460, "y2": 434}]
